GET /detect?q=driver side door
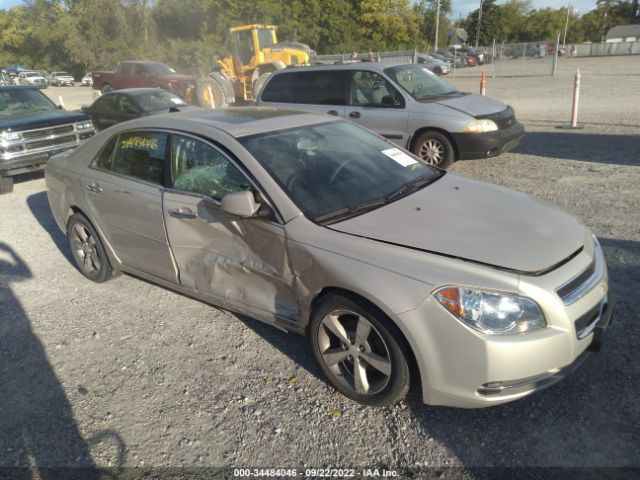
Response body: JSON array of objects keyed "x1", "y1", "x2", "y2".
[
  {"x1": 345, "y1": 70, "x2": 409, "y2": 147},
  {"x1": 162, "y1": 133, "x2": 301, "y2": 324}
]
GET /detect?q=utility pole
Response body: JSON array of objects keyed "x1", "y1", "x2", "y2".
[
  {"x1": 563, "y1": 2, "x2": 572, "y2": 49},
  {"x1": 435, "y1": 0, "x2": 441, "y2": 51},
  {"x1": 476, "y1": 0, "x2": 483, "y2": 48}
]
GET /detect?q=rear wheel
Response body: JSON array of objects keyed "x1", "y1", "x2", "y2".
[
  {"x1": 0, "y1": 176, "x2": 14, "y2": 194},
  {"x1": 412, "y1": 130, "x2": 455, "y2": 169},
  {"x1": 309, "y1": 293, "x2": 411, "y2": 407},
  {"x1": 196, "y1": 79, "x2": 226, "y2": 109},
  {"x1": 67, "y1": 213, "x2": 112, "y2": 283}
]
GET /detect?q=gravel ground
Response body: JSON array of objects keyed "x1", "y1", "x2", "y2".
[{"x1": 2, "y1": 56, "x2": 639, "y2": 476}]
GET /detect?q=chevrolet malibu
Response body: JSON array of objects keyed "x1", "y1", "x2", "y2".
[{"x1": 45, "y1": 108, "x2": 611, "y2": 408}]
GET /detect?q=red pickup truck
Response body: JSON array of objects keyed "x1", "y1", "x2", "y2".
[{"x1": 92, "y1": 61, "x2": 197, "y2": 101}]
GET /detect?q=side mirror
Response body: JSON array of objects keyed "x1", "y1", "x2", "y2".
[{"x1": 221, "y1": 190, "x2": 261, "y2": 217}]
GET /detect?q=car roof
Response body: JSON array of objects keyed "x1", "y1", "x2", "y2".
[
  {"x1": 119, "y1": 107, "x2": 337, "y2": 138},
  {"x1": 281, "y1": 62, "x2": 396, "y2": 74},
  {"x1": 101, "y1": 88, "x2": 180, "y2": 97}
]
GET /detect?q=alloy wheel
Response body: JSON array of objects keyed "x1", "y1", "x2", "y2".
[
  {"x1": 70, "y1": 223, "x2": 101, "y2": 275},
  {"x1": 317, "y1": 310, "x2": 392, "y2": 396},
  {"x1": 419, "y1": 139, "x2": 445, "y2": 165}
]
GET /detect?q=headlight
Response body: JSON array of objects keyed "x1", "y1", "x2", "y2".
[
  {"x1": 76, "y1": 121, "x2": 94, "y2": 130},
  {"x1": 434, "y1": 287, "x2": 546, "y2": 335},
  {"x1": 463, "y1": 119, "x2": 498, "y2": 133},
  {"x1": 0, "y1": 130, "x2": 22, "y2": 142}
]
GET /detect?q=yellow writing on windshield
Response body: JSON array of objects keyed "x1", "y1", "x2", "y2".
[{"x1": 121, "y1": 136, "x2": 158, "y2": 150}]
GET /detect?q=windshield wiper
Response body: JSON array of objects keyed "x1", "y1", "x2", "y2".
[
  {"x1": 314, "y1": 198, "x2": 387, "y2": 225},
  {"x1": 385, "y1": 172, "x2": 445, "y2": 202}
]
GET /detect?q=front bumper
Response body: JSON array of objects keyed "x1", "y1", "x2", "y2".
[
  {"x1": 393, "y1": 241, "x2": 610, "y2": 408},
  {"x1": 0, "y1": 141, "x2": 86, "y2": 177},
  {"x1": 452, "y1": 121, "x2": 525, "y2": 160}
]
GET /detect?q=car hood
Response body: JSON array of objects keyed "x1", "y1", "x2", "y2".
[
  {"x1": 329, "y1": 174, "x2": 586, "y2": 274},
  {"x1": 0, "y1": 110, "x2": 90, "y2": 131},
  {"x1": 435, "y1": 94, "x2": 508, "y2": 117}
]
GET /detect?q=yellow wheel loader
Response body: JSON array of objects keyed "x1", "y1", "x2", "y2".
[{"x1": 196, "y1": 24, "x2": 315, "y2": 108}]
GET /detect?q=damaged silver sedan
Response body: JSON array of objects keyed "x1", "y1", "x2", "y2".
[{"x1": 46, "y1": 108, "x2": 611, "y2": 408}]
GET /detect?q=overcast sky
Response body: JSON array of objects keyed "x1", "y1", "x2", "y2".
[{"x1": 0, "y1": 0, "x2": 597, "y2": 20}]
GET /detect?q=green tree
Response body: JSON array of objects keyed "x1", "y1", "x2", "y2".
[{"x1": 466, "y1": 0, "x2": 500, "y2": 46}]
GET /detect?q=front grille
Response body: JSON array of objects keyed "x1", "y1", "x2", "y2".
[
  {"x1": 575, "y1": 301, "x2": 604, "y2": 338},
  {"x1": 476, "y1": 107, "x2": 516, "y2": 130},
  {"x1": 26, "y1": 135, "x2": 77, "y2": 150},
  {"x1": 557, "y1": 260, "x2": 595, "y2": 299},
  {"x1": 22, "y1": 124, "x2": 74, "y2": 140}
]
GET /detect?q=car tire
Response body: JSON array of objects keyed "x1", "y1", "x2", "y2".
[
  {"x1": 412, "y1": 130, "x2": 455, "y2": 169},
  {"x1": 0, "y1": 176, "x2": 14, "y2": 194},
  {"x1": 309, "y1": 293, "x2": 411, "y2": 407},
  {"x1": 67, "y1": 213, "x2": 113, "y2": 283},
  {"x1": 434, "y1": 66, "x2": 443, "y2": 76},
  {"x1": 101, "y1": 83, "x2": 113, "y2": 93}
]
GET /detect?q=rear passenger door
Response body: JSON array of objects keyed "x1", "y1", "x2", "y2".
[
  {"x1": 345, "y1": 70, "x2": 409, "y2": 146},
  {"x1": 81, "y1": 130, "x2": 177, "y2": 283},
  {"x1": 290, "y1": 70, "x2": 348, "y2": 118}
]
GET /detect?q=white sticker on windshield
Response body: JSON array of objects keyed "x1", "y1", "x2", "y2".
[{"x1": 382, "y1": 148, "x2": 418, "y2": 167}]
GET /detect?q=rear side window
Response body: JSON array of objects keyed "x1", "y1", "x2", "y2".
[
  {"x1": 107, "y1": 131, "x2": 167, "y2": 184},
  {"x1": 261, "y1": 74, "x2": 292, "y2": 103},
  {"x1": 290, "y1": 71, "x2": 347, "y2": 105}
]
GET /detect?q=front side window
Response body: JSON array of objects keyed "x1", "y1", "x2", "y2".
[
  {"x1": 385, "y1": 65, "x2": 459, "y2": 100},
  {"x1": 133, "y1": 64, "x2": 148, "y2": 76},
  {"x1": 121, "y1": 63, "x2": 135, "y2": 75},
  {"x1": 350, "y1": 71, "x2": 403, "y2": 108},
  {"x1": 171, "y1": 134, "x2": 251, "y2": 200},
  {"x1": 110, "y1": 131, "x2": 167, "y2": 184},
  {"x1": 291, "y1": 71, "x2": 347, "y2": 105}
]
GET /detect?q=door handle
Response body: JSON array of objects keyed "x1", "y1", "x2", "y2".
[
  {"x1": 327, "y1": 110, "x2": 339, "y2": 116},
  {"x1": 168, "y1": 207, "x2": 197, "y2": 219},
  {"x1": 85, "y1": 183, "x2": 103, "y2": 193},
  {"x1": 349, "y1": 111, "x2": 361, "y2": 119}
]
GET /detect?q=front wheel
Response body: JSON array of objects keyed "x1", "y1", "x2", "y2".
[
  {"x1": 0, "y1": 176, "x2": 14, "y2": 194},
  {"x1": 309, "y1": 294, "x2": 411, "y2": 407},
  {"x1": 196, "y1": 79, "x2": 226, "y2": 109},
  {"x1": 412, "y1": 130, "x2": 455, "y2": 169},
  {"x1": 67, "y1": 213, "x2": 112, "y2": 283}
]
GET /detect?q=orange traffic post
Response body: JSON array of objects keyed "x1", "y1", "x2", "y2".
[{"x1": 480, "y1": 71, "x2": 487, "y2": 96}]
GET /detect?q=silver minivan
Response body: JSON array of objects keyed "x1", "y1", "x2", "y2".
[{"x1": 256, "y1": 63, "x2": 524, "y2": 169}]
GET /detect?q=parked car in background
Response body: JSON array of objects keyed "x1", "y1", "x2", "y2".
[
  {"x1": 257, "y1": 63, "x2": 524, "y2": 169},
  {"x1": 417, "y1": 55, "x2": 451, "y2": 75},
  {"x1": 81, "y1": 88, "x2": 199, "y2": 130},
  {"x1": 450, "y1": 46, "x2": 485, "y2": 65},
  {"x1": 92, "y1": 61, "x2": 197, "y2": 102},
  {"x1": 81, "y1": 73, "x2": 93, "y2": 87},
  {"x1": 50, "y1": 71, "x2": 75, "y2": 86},
  {"x1": 0, "y1": 85, "x2": 95, "y2": 193},
  {"x1": 17, "y1": 71, "x2": 48, "y2": 89},
  {"x1": 45, "y1": 108, "x2": 611, "y2": 408}
]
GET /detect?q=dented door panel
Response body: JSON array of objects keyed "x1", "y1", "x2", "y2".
[{"x1": 162, "y1": 190, "x2": 301, "y2": 323}]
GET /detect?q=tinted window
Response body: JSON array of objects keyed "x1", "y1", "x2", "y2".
[
  {"x1": 350, "y1": 71, "x2": 403, "y2": 108},
  {"x1": 135, "y1": 90, "x2": 187, "y2": 112},
  {"x1": 115, "y1": 94, "x2": 136, "y2": 113},
  {"x1": 121, "y1": 63, "x2": 135, "y2": 75},
  {"x1": 171, "y1": 135, "x2": 251, "y2": 200},
  {"x1": 290, "y1": 71, "x2": 347, "y2": 105},
  {"x1": 261, "y1": 74, "x2": 292, "y2": 103},
  {"x1": 94, "y1": 94, "x2": 117, "y2": 112},
  {"x1": 94, "y1": 137, "x2": 117, "y2": 170},
  {"x1": 110, "y1": 132, "x2": 167, "y2": 184}
]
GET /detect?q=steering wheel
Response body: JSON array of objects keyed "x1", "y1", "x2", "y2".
[
  {"x1": 286, "y1": 170, "x2": 310, "y2": 195},
  {"x1": 329, "y1": 159, "x2": 356, "y2": 184},
  {"x1": 411, "y1": 83, "x2": 425, "y2": 96}
]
